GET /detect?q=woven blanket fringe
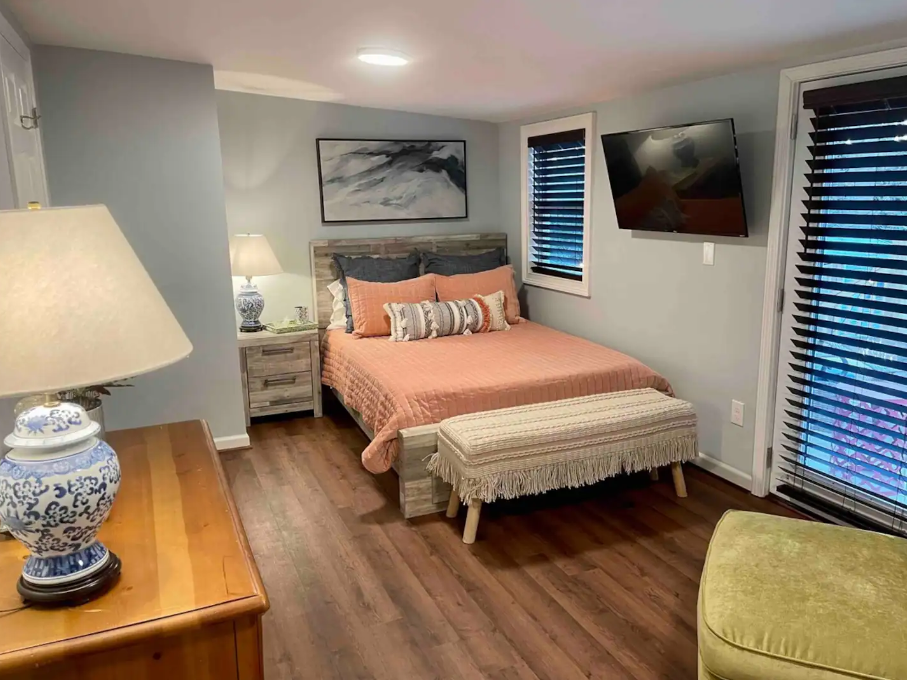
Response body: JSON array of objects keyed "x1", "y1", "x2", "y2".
[{"x1": 427, "y1": 435, "x2": 698, "y2": 503}]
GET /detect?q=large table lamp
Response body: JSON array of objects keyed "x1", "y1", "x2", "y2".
[
  {"x1": 0, "y1": 205, "x2": 192, "y2": 605},
  {"x1": 229, "y1": 233, "x2": 282, "y2": 332}
]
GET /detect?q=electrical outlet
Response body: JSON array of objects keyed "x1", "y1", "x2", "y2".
[
  {"x1": 731, "y1": 400, "x2": 745, "y2": 427},
  {"x1": 703, "y1": 242, "x2": 715, "y2": 266}
]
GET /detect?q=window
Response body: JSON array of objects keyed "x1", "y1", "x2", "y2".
[
  {"x1": 521, "y1": 113, "x2": 594, "y2": 296},
  {"x1": 773, "y1": 73, "x2": 907, "y2": 534}
]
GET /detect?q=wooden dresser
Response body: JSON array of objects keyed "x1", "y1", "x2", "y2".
[
  {"x1": 0, "y1": 421, "x2": 269, "y2": 679},
  {"x1": 238, "y1": 329, "x2": 322, "y2": 426}
]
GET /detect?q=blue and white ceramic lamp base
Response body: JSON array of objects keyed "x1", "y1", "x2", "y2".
[
  {"x1": 236, "y1": 278, "x2": 265, "y2": 333},
  {"x1": 0, "y1": 402, "x2": 123, "y2": 604}
]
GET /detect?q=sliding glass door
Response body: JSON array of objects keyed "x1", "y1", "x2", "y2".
[{"x1": 771, "y1": 68, "x2": 907, "y2": 534}]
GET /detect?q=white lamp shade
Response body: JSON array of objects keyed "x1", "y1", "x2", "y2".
[
  {"x1": 0, "y1": 205, "x2": 193, "y2": 399},
  {"x1": 229, "y1": 234, "x2": 282, "y2": 277}
]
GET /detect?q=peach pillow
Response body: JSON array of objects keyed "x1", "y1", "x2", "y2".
[
  {"x1": 435, "y1": 265, "x2": 521, "y2": 324},
  {"x1": 347, "y1": 274, "x2": 436, "y2": 338}
]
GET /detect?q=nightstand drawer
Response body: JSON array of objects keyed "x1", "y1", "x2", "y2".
[
  {"x1": 246, "y1": 341, "x2": 312, "y2": 377},
  {"x1": 248, "y1": 372, "x2": 314, "y2": 408}
]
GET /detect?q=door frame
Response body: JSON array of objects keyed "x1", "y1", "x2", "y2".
[{"x1": 751, "y1": 45, "x2": 907, "y2": 496}]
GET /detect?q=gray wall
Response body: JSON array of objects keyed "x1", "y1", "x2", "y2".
[
  {"x1": 216, "y1": 91, "x2": 500, "y2": 325},
  {"x1": 499, "y1": 66, "x2": 782, "y2": 481},
  {"x1": 27, "y1": 47, "x2": 246, "y2": 440}
]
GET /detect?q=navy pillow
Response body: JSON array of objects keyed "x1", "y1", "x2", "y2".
[
  {"x1": 333, "y1": 250, "x2": 421, "y2": 332},
  {"x1": 422, "y1": 248, "x2": 506, "y2": 276}
]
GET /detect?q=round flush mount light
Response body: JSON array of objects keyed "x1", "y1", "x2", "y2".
[{"x1": 357, "y1": 47, "x2": 410, "y2": 66}]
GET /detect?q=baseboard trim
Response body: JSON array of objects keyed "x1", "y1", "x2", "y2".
[
  {"x1": 214, "y1": 434, "x2": 251, "y2": 451},
  {"x1": 692, "y1": 452, "x2": 752, "y2": 491}
]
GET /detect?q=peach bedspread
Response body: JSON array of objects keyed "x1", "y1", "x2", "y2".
[{"x1": 322, "y1": 322, "x2": 672, "y2": 473}]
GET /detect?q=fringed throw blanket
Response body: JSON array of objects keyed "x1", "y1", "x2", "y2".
[{"x1": 428, "y1": 388, "x2": 698, "y2": 503}]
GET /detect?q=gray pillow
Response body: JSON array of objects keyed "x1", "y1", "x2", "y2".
[
  {"x1": 422, "y1": 248, "x2": 506, "y2": 276},
  {"x1": 333, "y1": 250, "x2": 420, "y2": 332}
]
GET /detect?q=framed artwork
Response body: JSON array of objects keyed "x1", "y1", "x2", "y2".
[{"x1": 316, "y1": 139, "x2": 468, "y2": 223}]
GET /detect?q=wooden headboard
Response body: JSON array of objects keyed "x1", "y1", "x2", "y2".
[{"x1": 310, "y1": 233, "x2": 508, "y2": 329}]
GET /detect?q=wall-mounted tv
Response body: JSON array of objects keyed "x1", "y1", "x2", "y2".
[{"x1": 601, "y1": 118, "x2": 748, "y2": 237}]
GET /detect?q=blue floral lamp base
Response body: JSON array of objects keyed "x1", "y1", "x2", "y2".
[
  {"x1": 18, "y1": 550, "x2": 122, "y2": 605},
  {"x1": 236, "y1": 277, "x2": 265, "y2": 333},
  {"x1": 0, "y1": 401, "x2": 123, "y2": 605}
]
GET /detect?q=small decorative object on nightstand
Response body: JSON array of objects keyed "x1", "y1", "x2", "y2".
[
  {"x1": 238, "y1": 329, "x2": 322, "y2": 426},
  {"x1": 229, "y1": 233, "x2": 283, "y2": 333}
]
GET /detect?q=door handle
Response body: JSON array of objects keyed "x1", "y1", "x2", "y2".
[{"x1": 20, "y1": 107, "x2": 39, "y2": 130}]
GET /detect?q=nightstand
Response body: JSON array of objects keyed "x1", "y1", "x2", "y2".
[{"x1": 237, "y1": 329, "x2": 322, "y2": 426}]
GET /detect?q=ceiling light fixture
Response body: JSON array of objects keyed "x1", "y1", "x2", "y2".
[{"x1": 357, "y1": 47, "x2": 410, "y2": 66}]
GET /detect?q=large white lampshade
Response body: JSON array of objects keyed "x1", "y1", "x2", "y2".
[
  {"x1": 0, "y1": 205, "x2": 193, "y2": 398},
  {"x1": 229, "y1": 234, "x2": 282, "y2": 278}
]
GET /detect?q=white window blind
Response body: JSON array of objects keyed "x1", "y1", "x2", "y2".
[
  {"x1": 774, "y1": 74, "x2": 907, "y2": 533},
  {"x1": 521, "y1": 113, "x2": 593, "y2": 297}
]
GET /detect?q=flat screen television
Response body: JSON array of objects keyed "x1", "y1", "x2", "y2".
[{"x1": 601, "y1": 118, "x2": 748, "y2": 237}]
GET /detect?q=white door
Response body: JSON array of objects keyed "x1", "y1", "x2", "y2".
[{"x1": 0, "y1": 35, "x2": 48, "y2": 208}]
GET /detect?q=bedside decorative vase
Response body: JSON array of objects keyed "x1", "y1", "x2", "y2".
[
  {"x1": 236, "y1": 277, "x2": 265, "y2": 333},
  {"x1": 0, "y1": 401, "x2": 122, "y2": 604}
]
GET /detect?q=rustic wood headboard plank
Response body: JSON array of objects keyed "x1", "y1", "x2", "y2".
[{"x1": 310, "y1": 233, "x2": 508, "y2": 329}]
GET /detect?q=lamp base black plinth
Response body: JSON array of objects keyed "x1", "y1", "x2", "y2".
[
  {"x1": 17, "y1": 552, "x2": 121, "y2": 606},
  {"x1": 239, "y1": 321, "x2": 263, "y2": 333}
]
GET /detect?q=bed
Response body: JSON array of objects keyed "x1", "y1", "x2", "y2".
[{"x1": 311, "y1": 233, "x2": 672, "y2": 517}]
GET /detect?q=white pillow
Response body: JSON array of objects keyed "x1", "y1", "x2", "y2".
[{"x1": 327, "y1": 279, "x2": 346, "y2": 330}]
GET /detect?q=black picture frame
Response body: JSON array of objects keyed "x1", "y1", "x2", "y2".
[{"x1": 316, "y1": 138, "x2": 468, "y2": 224}]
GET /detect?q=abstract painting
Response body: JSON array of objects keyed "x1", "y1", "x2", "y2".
[{"x1": 316, "y1": 139, "x2": 467, "y2": 223}]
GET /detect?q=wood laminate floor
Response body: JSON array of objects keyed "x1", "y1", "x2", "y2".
[{"x1": 222, "y1": 404, "x2": 801, "y2": 680}]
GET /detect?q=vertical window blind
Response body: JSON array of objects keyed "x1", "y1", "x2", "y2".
[
  {"x1": 527, "y1": 128, "x2": 586, "y2": 281},
  {"x1": 777, "y1": 74, "x2": 907, "y2": 534}
]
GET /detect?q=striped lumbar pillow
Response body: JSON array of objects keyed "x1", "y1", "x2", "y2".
[{"x1": 384, "y1": 290, "x2": 510, "y2": 342}]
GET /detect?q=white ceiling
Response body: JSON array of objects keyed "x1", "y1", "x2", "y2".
[{"x1": 9, "y1": 0, "x2": 907, "y2": 122}]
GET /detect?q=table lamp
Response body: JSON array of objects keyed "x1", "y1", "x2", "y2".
[
  {"x1": 0, "y1": 205, "x2": 192, "y2": 605},
  {"x1": 229, "y1": 234, "x2": 282, "y2": 333}
]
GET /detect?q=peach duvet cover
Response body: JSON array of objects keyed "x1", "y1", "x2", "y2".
[{"x1": 322, "y1": 321, "x2": 672, "y2": 473}]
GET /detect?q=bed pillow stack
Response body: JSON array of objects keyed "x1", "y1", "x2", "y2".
[
  {"x1": 434, "y1": 265, "x2": 521, "y2": 325},
  {"x1": 330, "y1": 248, "x2": 521, "y2": 338},
  {"x1": 332, "y1": 250, "x2": 420, "y2": 332},
  {"x1": 346, "y1": 275, "x2": 436, "y2": 338}
]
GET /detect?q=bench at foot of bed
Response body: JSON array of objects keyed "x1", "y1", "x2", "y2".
[{"x1": 429, "y1": 388, "x2": 698, "y2": 544}]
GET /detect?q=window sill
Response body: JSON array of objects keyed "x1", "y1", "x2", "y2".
[{"x1": 523, "y1": 271, "x2": 589, "y2": 298}]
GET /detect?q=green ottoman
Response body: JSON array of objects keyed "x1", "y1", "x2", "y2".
[{"x1": 699, "y1": 511, "x2": 907, "y2": 680}]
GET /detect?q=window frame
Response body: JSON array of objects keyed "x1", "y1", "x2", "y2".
[{"x1": 520, "y1": 112, "x2": 595, "y2": 297}]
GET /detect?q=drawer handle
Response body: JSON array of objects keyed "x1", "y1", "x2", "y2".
[
  {"x1": 262, "y1": 346, "x2": 294, "y2": 356},
  {"x1": 265, "y1": 376, "x2": 297, "y2": 387}
]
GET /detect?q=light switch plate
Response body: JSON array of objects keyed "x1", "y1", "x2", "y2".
[
  {"x1": 731, "y1": 400, "x2": 745, "y2": 427},
  {"x1": 703, "y1": 242, "x2": 715, "y2": 266}
]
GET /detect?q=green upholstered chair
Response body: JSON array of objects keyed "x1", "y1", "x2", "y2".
[{"x1": 698, "y1": 510, "x2": 907, "y2": 679}]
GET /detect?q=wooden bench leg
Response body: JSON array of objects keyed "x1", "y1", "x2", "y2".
[
  {"x1": 671, "y1": 462, "x2": 688, "y2": 498},
  {"x1": 463, "y1": 499, "x2": 482, "y2": 544},
  {"x1": 446, "y1": 488, "x2": 460, "y2": 518},
  {"x1": 649, "y1": 468, "x2": 660, "y2": 482}
]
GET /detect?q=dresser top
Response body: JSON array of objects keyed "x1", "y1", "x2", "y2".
[{"x1": 0, "y1": 420, "x2": 268, "y2": 673}]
